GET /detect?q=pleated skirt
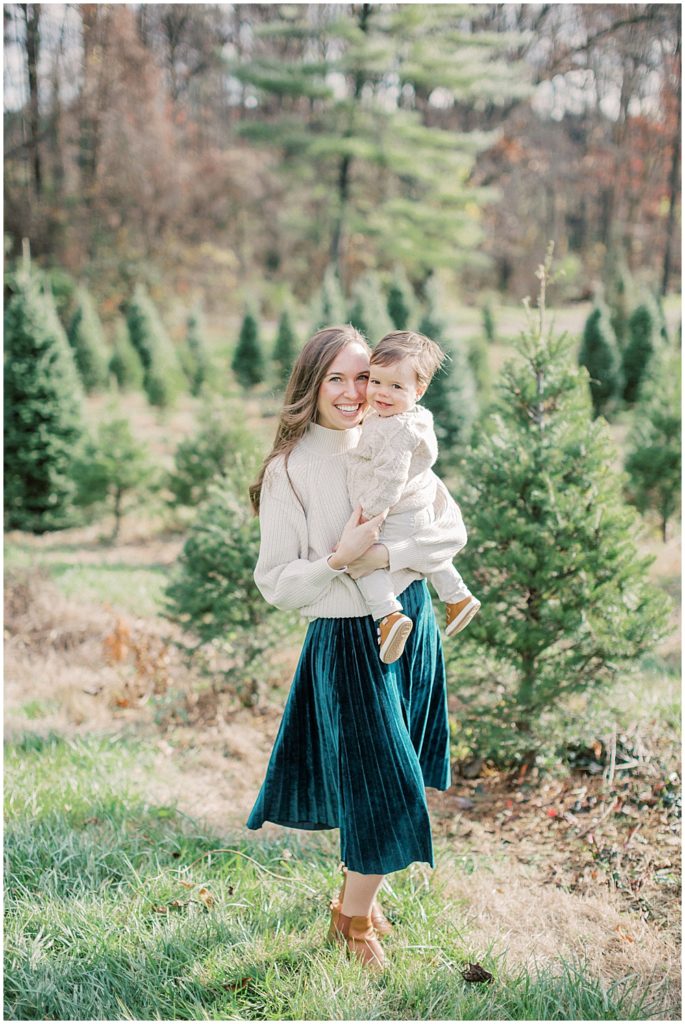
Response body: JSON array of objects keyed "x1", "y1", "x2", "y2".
[{"x1": 245, "y1": 579, "x2": 451, "y2": 875}]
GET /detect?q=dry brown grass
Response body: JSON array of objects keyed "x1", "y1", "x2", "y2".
[{"x1": 434, "y1": 854, "x2": 681, "y2": 1018}]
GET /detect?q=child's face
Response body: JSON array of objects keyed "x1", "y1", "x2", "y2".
[{"x1": 367, "y1": 356, "x2": 425, "y2": 417}]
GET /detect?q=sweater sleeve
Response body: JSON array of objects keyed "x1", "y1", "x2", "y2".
[
  {"x1": 254, "y1": 461, "x2": 344, "y2": 611},
  {"x1": 384, "y1": 475, "x2": 468, "y2": 573}
]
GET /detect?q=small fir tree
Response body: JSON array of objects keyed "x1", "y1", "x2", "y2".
[
  {"x1": 386, "y1": 267, "x2": 415, "y2": 330},
  {"x1": 163, "y1": 476, "x2": 281, "y2": 705},
  {"x1": 348, "y1": 272, "x2": 392, "y2": 343},
  {"x1": 73, "y1": 416, "x2": 154, "y2": 540},
  {"x1": 166, "y1": 405, "x2": 262, "y2": 511},
  {"x1": 125, "y1": 284, "x2": 185, "y2": 407},
  {"x1": 622, "y1": 301, "x2": 657, "y2": 404},
  {"x1": 482, "y1": 300, "x2": 496, "y2": 343},
  {"x1": 109, "y1": 318, "x2": 145, "y2": 391},
  {"x1": 578, "y1": 304, "x2": 622, "y2": 417},
  {"x1": 232, "y1": 310, "x2": 266, "y2": 389},
  {"x1": 272, "y1": 309, "x2": 297, "y2": 386},
  {"x1": 4, "y1": 274, "x2": 87, "y2": 532},
  {"x1": 467, "y1": 333, "x2": 492, "y2": 406},
  {"x1": 182, "y1": 306, "x2": 210, "y2": 397},
  {"x1": 452, "y1": 250, "x2": 670, "y2": 764},
  {"x1": 606, "y1": 259, "x2": 633, "y2": 353},
  {"x1": 418, "y1": 280, "x2": 478, "y2": 474},
  {"x1": 625, "y1": 345, "x2": 681, "y2": 542},
  {"x1": 67, "y1": 287, "x2": 110, "y2": 392},
  {"x1": 311, "y1": 265, "x2": 346, "y2": 332}
]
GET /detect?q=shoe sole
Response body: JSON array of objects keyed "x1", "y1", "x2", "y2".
[
  {"x1": 380, "y1": 618, "x2": 413, "y2": 663},
  {"x1": 445, "y1": 600, "x2": 481, "y2": 637}
]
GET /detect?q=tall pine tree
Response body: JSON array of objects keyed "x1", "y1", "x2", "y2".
[
  {"x1": 232, "y1": 310, "x2": 266, "y2": 389},
  {"x1": 622, "y1": 300, "x2": 657, "y2": 404},
  {"x1": 125, "y1": 284, "x2": 185, "y2": 407},
  {"x1": 67, "y1": 287, "x2": 110, "y2": 392},
  {"x1": 273, "y1": 309, "x2": 297, "y2": 386},
  {"x1": 232, "y1": 5, "x2": 527, "y2": 279},
  {"x1": 452, "y1": 252, "x2": 670, "y2": 763},
  {"x1": 5, "y1": 274, "x2": 87, "y2": 532},
  {"x1": 109, "y1": 318, "x2": 144, "y2": 392},
  {"x1": 625, "y1": 344, "x2": 681, "y2": 541},
  {"x1": 578, "y1": 304, "x2": 622, "y2": 417}
]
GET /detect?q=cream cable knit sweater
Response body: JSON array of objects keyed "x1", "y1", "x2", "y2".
[
  {"x1": 347, "y1": 405, "x2": 438, "y2": 518},
  {"x1": 254, "y1": 421, "x2": 467, "y2": 619}
]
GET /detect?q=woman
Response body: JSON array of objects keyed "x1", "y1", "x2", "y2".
[{"x1": 246, "y1": 325, "x2": 467, "y2": 970}]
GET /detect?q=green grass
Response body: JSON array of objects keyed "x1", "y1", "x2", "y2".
[
  {"x1": 4, "y1": 732, "x2": 665, "y2": 1021},
  {"x1": 5, "y1": 543, "x2": 169, "y2": 617}
]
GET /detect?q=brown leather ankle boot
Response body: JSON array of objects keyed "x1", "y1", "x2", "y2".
[
  {"x1": 331, "y1": 865, "x2": 394, "y2": 937},
  {"x1": 327, "y1": 907, "x2": 385, "y2": 969}
]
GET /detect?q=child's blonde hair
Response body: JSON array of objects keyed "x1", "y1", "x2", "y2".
[{"x1": 371, "y1": 330, "x2": 446, "y2": 390}]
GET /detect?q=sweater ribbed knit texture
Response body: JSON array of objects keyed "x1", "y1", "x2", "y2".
[
  {"x1": 347, "y1": 404, "x2": 438, "y2": 518},
  {"x1": 254, "y1": 421, "x2": 467, "y2": 619}
]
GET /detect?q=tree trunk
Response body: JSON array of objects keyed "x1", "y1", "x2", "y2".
[
  {"x1": 22, "y1": 3, "x2": 42, "y2": 196},
  {"x1": 112, "y1": 487, "x2": 123, "y2": 541},
  {"x1": 661, "y1": 40, "x2": 681, "y2": 296}
]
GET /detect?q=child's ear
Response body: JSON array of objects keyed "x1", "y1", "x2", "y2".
[{"x1": 416, "y1": 385, "x2": 426, "y2": 400}]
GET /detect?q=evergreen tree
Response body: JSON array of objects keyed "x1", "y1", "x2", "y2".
[
  {"x1": 164, "y1": 475, "x2": 280, "y2": 704},
  {"x1": 125, "y1": 284, "x2": 185, "y2": 407},
  {"x1": 233, "y1": 6, "x2": 527, "y2": 277},
  {"x1": 606, "y1": 259, "x2": 633, "y2": 353},
  {"x1": 452, "y1": 253, "x2": 670, "y2": 764},
  {"x1": 232, "y1": 310, "x2": 266, "y2": 389},
  {"x1": 182, "y1": 306, "x2": 210, "y2": 397},
  {"x1": 67, "y1": 287, "x2": 110, "y2": 392},
  {"x1": 467, "y1": 332, "x2": 492, "y2": 406},
  {"x1": 482, "y1": 300, "x2": 497, "y2": 343},
  {"x1": 4, "y1": 274, "x2": 86, "y2": 532},
  {"x1": 348, "y1": 272, "x2": 393, "y2": 343},
  {"x1": 311, "y1": 265, "x2": 347, "y2": 332},
  {"x1": 166, "y1": 405, "x2": 262, "y2": 511},
  {"x1": 73, "y1": 416, "x2": 154, "y2": 541},
  {"x1": 622, "y1": 301, "x2": 657, "y2": 404},
  {"x1": 386, "y1": 267, "x2": 415, "y2": 330},
  {"x1": 418, "y1": 280, "x2": 477, "y2": 473},
  {"x1": 273, "y1": 309, "x2": 297, "y2": 386},
  {"x1": 109, "y1": 318, "x2": 145, "y2": 391},
  {"x1": 578, "y1": 304, "x2": 622, "y2": 417},
  {"x1": 625, "y1": 345, "x2": 681, "y2": 542}
]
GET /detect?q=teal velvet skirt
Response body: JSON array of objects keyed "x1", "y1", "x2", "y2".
[{"x1": 245, "y1": 579, "x2": 451, "y2": 875}]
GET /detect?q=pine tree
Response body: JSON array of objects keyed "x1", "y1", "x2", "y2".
[
  {"x1": 273, "y1": 309, "x2": 297, "y2": 386},
  {"x1": 73, "y1": 415, "x2": 154, "y2": 540},
  {"x1": 418, "y1": 280, "x2": 477, "y2": 473},
  {"x1": 67, "y1": 287, "x2": 110, "y2": 392},
  {"x1": 232, "y1": 6, "x2": 526, "y2": 278},
  {"x1": 125, "y1": 284, "x2": 185, "y2": 407},
  {"x1": 578, "y1": 305, "x2": 622, "y2": 417},
  {"x1": 232, "y1": 310, "x2": 265, "y2": 389},
  {"x1": 109, "y1": 318, "x2": 145, "y2": 391},
  {"x1": 482, "y1": 300, "x2": 496, "y2": 344},
  {"x1": 4, "y1": 274, "x2": 87, "y2": 532},
  {"x1": 348, "y1": 272, "x2": 393, "y2": 343},
  {"x1": 182, "y1": 306, "x2": 210, "y2": 397},
  {"x1": 625, "y1": 345, "x2": 681, "y2": 542},
  {"x1": 452, "y1": 252, "x2": 670, "y2": 764},
  {"x1": 386, "y1": 267, "x2": 415, "y2": 330},
  {"x1": 622, "y1": 301, "x2": 657, "y2": 404},
  {"x1": 311, "y1": 266, "x2": 347, "y2": 332}
]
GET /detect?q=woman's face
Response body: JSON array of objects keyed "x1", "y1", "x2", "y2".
[{"x1": 316, "y1": 342, "x2": 370, "y2": 430}]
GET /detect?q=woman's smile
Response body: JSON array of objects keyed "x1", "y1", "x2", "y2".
[{"x1": 316, "y1": 342, "x2": 370, "y2": 429}]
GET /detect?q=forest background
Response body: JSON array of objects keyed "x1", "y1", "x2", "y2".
[{"x1": 3, "y1": 3, "x2": 683, "y2": 1021}]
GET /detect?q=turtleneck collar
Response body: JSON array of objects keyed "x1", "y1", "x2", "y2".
[{"x1": 301, "y1": 420, "x2": 361, "y2": 455}]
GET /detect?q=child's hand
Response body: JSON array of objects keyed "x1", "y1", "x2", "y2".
[{"x1": 328, "y1": 506, "x2": 387, "y2": 570}]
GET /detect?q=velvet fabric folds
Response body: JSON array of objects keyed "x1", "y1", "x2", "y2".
[{"x1": 245, "y1": 579, "x2": 451, "y2": 875}]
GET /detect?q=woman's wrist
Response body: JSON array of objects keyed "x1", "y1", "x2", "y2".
[{"x1": 327, "y1": 553, "x2": 348, "y2": 572}]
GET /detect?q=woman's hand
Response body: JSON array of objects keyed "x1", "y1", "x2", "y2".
[
  {"x1": 328, "y1": 506, "x2": 387, "y2": 570},
  {"x1": 347, "y1": 543, "x2": 390, "y2": 580}
]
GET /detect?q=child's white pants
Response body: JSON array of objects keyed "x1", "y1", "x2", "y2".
[{"x1": 355, "y1": 506, "x2": 472, "y2": 621}]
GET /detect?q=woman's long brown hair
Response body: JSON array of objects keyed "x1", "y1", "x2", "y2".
[{"x1": 249, "y1": 325, "x2": 370, "y2": 514}]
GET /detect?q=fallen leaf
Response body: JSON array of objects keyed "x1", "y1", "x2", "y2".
[{"x1": 461, "y1": 962, "x2": 494, "y2": 983}]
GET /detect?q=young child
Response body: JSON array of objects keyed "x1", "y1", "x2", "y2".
[{"x1": 347, "y1": 330, "x2": 480, "y2": 664}]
